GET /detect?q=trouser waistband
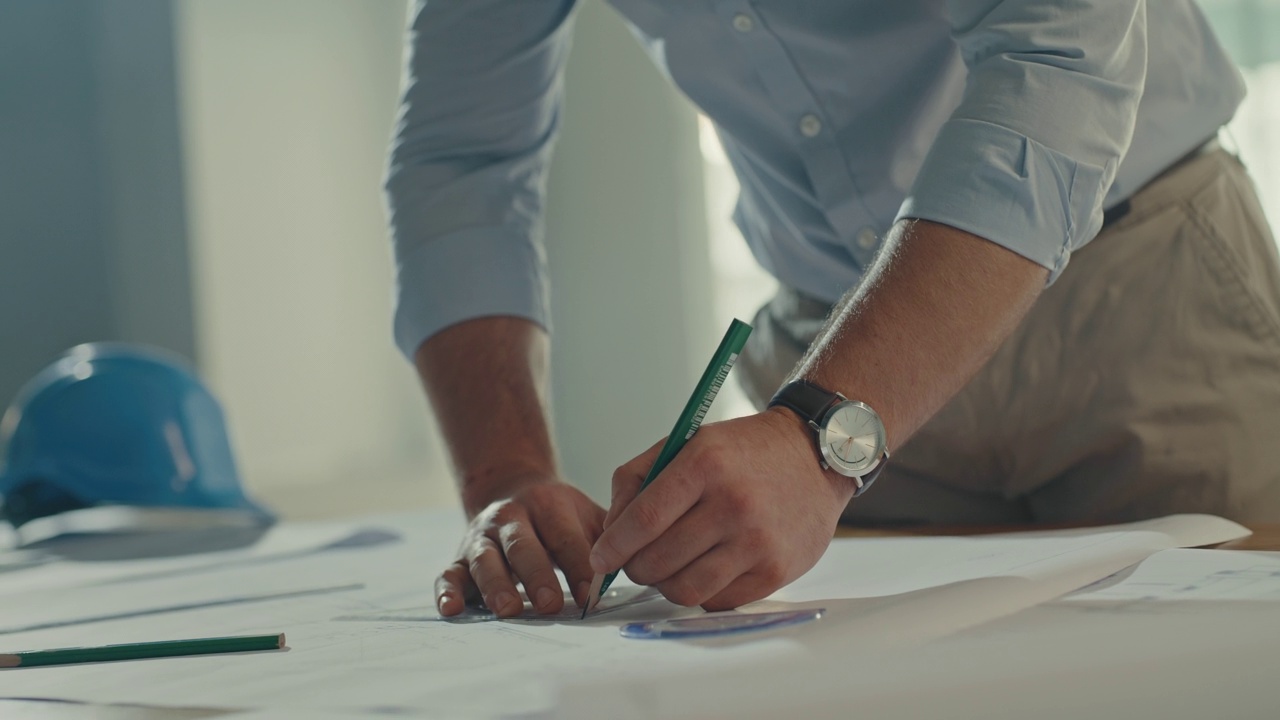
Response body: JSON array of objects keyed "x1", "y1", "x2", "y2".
[{"x1": 1101, "y1": 136, "x2": 1222, "y2": 229}]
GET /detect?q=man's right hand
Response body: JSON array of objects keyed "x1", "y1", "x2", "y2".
[{"x1": 436, "y1": 479, "x2": 605, "y2": 618}]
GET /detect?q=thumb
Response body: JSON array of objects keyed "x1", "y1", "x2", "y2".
[{"x1": 604, "y1": 436, "x2": 666, "y2": 530}]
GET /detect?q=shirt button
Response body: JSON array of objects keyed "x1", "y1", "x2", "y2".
[
  {"x1": 856, "y1": 227, "x2": 878, "y2": 250},
  {"x1": 799, "y1": 114, "x2": 822, "y2": 138},
  {"x1": 732, "y1": 13, "x2": 754, "y2": 32}
]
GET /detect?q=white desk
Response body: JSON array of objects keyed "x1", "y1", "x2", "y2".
[{"x1": 1, "y1": 512, "x2": 1274, "y2": 719}]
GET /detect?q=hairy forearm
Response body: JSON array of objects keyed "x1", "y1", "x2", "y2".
[
  {"x1": 796, "y1": 219, "x2": 1048, "y2": 450},
  {"x1": 415, "y1": 316, "x2": 559, "y2": 517}
]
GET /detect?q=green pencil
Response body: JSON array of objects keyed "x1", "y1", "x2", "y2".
[
  {"x1": 582, "y1": 318, "x2": 753, "y2": 618},
  {"x1": 0, "y1": 633, "x2": 286, "y2": 668}
]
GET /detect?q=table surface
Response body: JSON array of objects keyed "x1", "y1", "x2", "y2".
[
  {"x1": 836, "y1": 522, "x2": 1280, "y2": 551},
  {"x1": 7, "y1": 522, "x2": 1276, "y2": 719}
]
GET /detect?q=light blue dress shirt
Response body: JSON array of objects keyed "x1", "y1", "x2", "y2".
[{"x1": 385, "y1": 0, "x2": 1245, "y2": 359}]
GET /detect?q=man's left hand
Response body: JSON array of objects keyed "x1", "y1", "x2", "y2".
[{"x1": 589, "y1": 407, "x2": 855, "y2": 611}]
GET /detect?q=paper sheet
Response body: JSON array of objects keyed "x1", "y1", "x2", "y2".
[
  {"x1": 770, "y1": 548, "x2": 1280, "y2": 720},
  {"x1": 554, "y1": 514, "x2": 1251, "y2": 720},
  {"x1": 0, "y1": 518, "x2": 399, "y2": 598},
  {"x1": 0, "y1": 511, "x2": 1249, "y2": 719},
  {"x1": 333, "y1": 585, "x2": 674, "y2": 624},
  {"x1": 1063, "y1": 547, "x2": 1280, "y2": 602}
]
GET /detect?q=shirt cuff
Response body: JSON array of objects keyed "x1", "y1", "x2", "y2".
[
  {"x1": 393, "y1": 226, "x2": 551, "y2": 360},
  {"x1": 896, "y1": 118, "x2": 1111, "y2": 284}
]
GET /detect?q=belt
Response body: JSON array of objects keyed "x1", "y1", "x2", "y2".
[{"x1": 1101, "y1": 137, "x2": 1221, "y2": 229}]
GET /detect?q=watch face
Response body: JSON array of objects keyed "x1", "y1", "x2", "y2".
[{"x1": 818, "y1": 401, "x2": 886, "y2": 476}]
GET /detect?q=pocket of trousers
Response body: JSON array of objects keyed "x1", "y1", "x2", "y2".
[{"x1": 1180, "y1": 171, "x2": 1280, "y2": 351}]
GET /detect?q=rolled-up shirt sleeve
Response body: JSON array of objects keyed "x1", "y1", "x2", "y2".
[
  {"x1": 385, "y1": 0, "x2": 577, "y2": 360},
  {"x1": 896, "y1": 0, "x2": 1147, "y2": 283}
]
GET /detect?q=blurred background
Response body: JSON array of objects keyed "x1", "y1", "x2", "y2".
[{"x1": 1, "y1": 0, "x2": 1277, "y2": 520}]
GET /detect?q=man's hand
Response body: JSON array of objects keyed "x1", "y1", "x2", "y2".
[
  {"x1": 417, "y1": 317, "x2": 597, "y2": 618},
  {"x1": 587, "y1": 220, "x2": 1047, "y2": 611},
  {"x1": 437, "y1": 479, "x2": 604, "y2": 618},
  {"x1": 590, "y1": 408, "x2": 853, "y2": 611}
]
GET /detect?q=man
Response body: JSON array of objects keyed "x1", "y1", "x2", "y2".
[{"x1": 385, "y1": 1, "x2": 1280, "y2": 619}]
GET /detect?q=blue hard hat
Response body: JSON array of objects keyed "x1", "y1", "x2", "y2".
[{"x1": 0, "y1": 343, "x2": 273, "y2": 528}]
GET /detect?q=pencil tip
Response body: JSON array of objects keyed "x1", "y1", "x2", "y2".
[{"x1": 580, "y1": 573, "x2": 605, "y2": 620}]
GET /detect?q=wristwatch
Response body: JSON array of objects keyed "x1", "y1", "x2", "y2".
[{"x1": 768, "y1": 379, "x2": 889, "y2": 496}]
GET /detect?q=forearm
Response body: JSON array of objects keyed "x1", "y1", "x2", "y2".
[
  {"x1": 415, "y1": 316, "x2": 559, "y2": 517},
  {"x1": 794, "y1": 219, "x2": 1048, "y2": 450}
]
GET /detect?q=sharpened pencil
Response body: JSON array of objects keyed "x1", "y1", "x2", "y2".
[
  {"x1": 1, "y1": 632, "x2": 286, "y2": 668},
  {"x1": 582, "y1": 318, "x2": 753, "y2": 618}
]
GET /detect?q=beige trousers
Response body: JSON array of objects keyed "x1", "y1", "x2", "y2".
[{"x1": 738, "y1": 148, "x2": 1280, "y2": 525}]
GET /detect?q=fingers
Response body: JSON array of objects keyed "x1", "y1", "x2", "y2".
[
  {"x1": 623, "y1": 502, "x2": 720, "y2": 586},
  {"x1": 435, "y1": 560, "x2": 473, "y2": 616},
  {"x1": 591, "y1": 464, "x2": 702, "y2": 575},
  {"x1": 701, "y1": 566, "x2": 785, "y2": 612},
  {"x1": 467, "y1": 535, "x2": 525, "y2": 617},
  {"x1": 541, "y1": 509, "x2": 599, "y2": 607},
  {"x1": 498, "y1": 520, "x2": 565, "y2": 614},
  {"x1": 605, "y1": 437, "x2": 666, "y2": 529},
  {"x1": 653, "y1": 545, "x2": 746, "y2": 608},
  {"x1": 441, "y1": 484, "x2": 611, "y2": 617}
]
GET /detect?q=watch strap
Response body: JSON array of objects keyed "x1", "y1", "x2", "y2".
[{"x1": 767, "y1": 379, "x2": 841, "y2": 424}]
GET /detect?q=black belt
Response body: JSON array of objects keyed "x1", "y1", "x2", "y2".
[
  {"x1": 1101, "y1": 137, "x2": 1220, "y2": 229},
  {"x1": 1101, "y1": 198, "x2": 1133, "y2": 228}
]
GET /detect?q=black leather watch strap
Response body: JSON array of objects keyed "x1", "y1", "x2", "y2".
[{"x1": 767, "y1": 379, "x2": 841, "y2": 424}]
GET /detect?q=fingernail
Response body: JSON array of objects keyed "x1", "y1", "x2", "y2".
[
  {"x1": 590, "y1": 549, "x2": 607, "y2": 573},
  {"x1": 536, "y1": 587, "x2": 558, "y2": 610},
  {"x1": 494, "y1": 591, "x2": 519, "y2": 615}
]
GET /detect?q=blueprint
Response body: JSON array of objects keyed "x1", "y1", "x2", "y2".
[
  {"x1": 1062, "y1": 548, "x2": 1280, "y2": 603},
  {"x1": 0, "y1": 511, "x2": 1252, "y2": 718},
  {"x1": 560, "y1": 544, "x2": 1280, "y2": 720}
]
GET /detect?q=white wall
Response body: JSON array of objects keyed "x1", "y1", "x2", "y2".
[
  {"x1": 173, "y1": 0, "x2": 715, "y2": 515},
  {"x1": 175, "y1": 0, "x2": 451, "y2": 516},
  {"x1": 545, "y1": 1, "x2": 714, "y2": 503}
]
